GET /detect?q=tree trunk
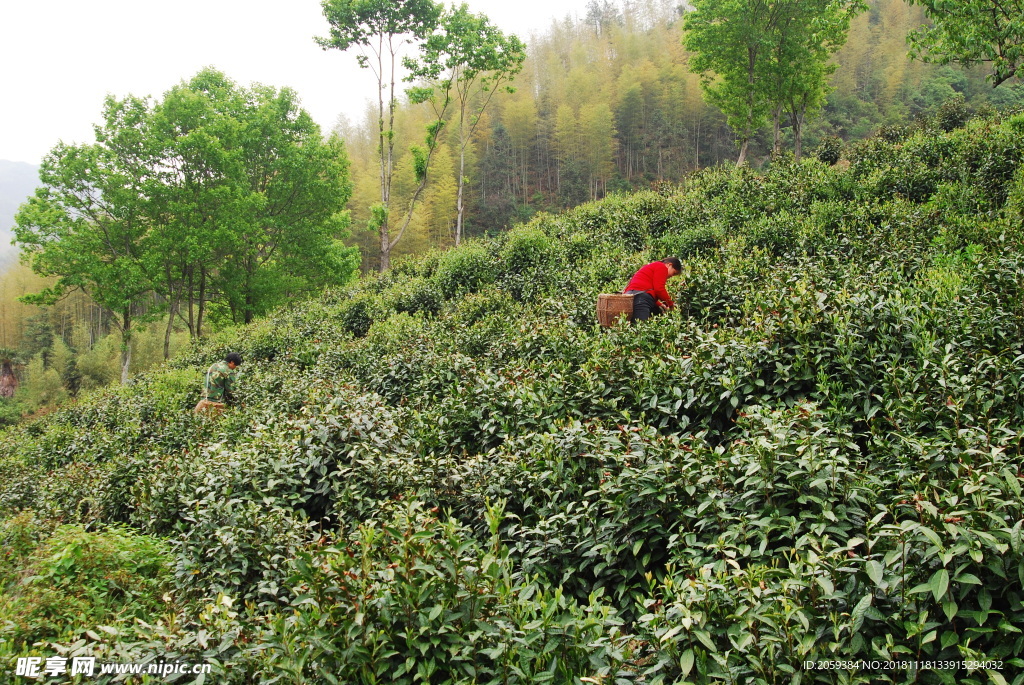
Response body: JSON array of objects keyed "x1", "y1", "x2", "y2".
[
  {"x1": 119, "y1": 309, "x2": 132, "y2": 385},
  {"x1": 380, "y1": 221, "x2": 391, "y2": 271},
  {"x1": 197, "y1": 267, "x2": 207, "y2": 339},
  {"x1": 455, "y1": 156, "x2": 466, "y2": 246},
  {"x1": 740, "y1": 42, "x2": 758, "y2": 169},
  {"x1": 164, "y1": 298, "x2": 176, "y2": 360},
  {"x1": 736, "y1": 136, "x2": 750, "y2": 167},
  {"x1": 455, "y1": 99, "x2": 469, "y2": 246},
  {"x1": 792, "y1": 108, "x2": 805, "y2": 161},
  {"x1": 389, "y1": 145, "x2": 439, "y2": 256},
  {"x1": 378, "y1": 40, "x2": 397, "y2": 272},
  {"x1": 772, "y1": 107, "x2": 783, "y2": 156},
  {"x1": 163, "y1": 262, "x2": 179, "y2": 359},
  {"x1": 186, "y1": 265, "x2": 196, "y2": 338},
  {"x1": 0, "y1": 361, "x2": 19, "y2": 398},
  {"x1": 456, "y1": 157, "x2": 466, "y2": 245},
  {"x1": 244, "y1": 263, "x2": 255, "y2": 324}
]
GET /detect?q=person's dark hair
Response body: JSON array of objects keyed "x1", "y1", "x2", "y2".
[
  {"x1": 662, "y1": 257, "x2": 682, "y2": 271},
  {"x1": 226, "y1": 352, "x2": 242, "y2": 366}
]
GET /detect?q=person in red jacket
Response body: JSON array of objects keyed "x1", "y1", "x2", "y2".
[{"x1": 624, "y1": 257, "x2": 682, "y2": 322}]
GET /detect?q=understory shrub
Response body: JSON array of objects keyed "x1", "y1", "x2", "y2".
[{"x1": 0, "y1": 524, "x2": 172, "y2": 646}]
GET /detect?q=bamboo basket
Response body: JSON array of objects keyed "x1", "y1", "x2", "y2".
[{"x1": 596, "y1": 293, "x2": 635, "y2": 327}]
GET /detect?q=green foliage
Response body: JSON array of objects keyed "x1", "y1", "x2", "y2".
[
  {"x1": 317, "y1": 0, "x2": 441, "y2": 52},
  {"x1": 13, "y1": 68, "x2": 357, "y2": 393},
  {"x1": 21, "y1": 352, "x2": 67, "y2": 407},
  {"x1": 411, "y1": 144, "x2": 429, "y2": 183},
  {"x1": 2, "y1": 110, "x2": 1024, "y2": 681},
  {"x1": 155, "y1": 70, "x2": 358, "y2": 327},
  {"x1": 14, "y1": 95, "x2": 160, "y2": 383},
  {"x1": 432, "y1": 242, "x2": 496, "y2": 299},
  {"x1": 1007, "y1": 165, "x2": 1024, "y2": 221},
  {"x1": 262, "y1": 504, "x2": 631, "y2": 684},
  {"x1": 388, "y1": 275, "x2": 444, "y2": 317},
  {"x1": 935, "y1": 94, "x2": 972, "y2": 132},
  {"x1": 0, "y1": 523, "x2": 172, "y2": 645},
  {"x1": 0, "y1": 511, "x2": 53, "y2": 586},
  {"x1": 367, "y1": 202, "x2": 389, "y2": 234},
  {"x1": 406, "y1": 2, "x2": 526, "y2": 244},
  {"x1": 497, "y1": 226, "x2": 553, "y2": 300},
  {"x1": 0, "y1": 400, "x2": 26, "y2": 428},
  {"x1": 815, "y1": 135, "x2": 844, "y2": 165},
  {"x1": 908, "y1": 0, "x2": 1024, "y2": 87},
  {"x1": 683, "y1": 0, "x2": 774, "y2": 158},
  {"x1": 684, "y1": 0, "x2": 865, "y2": 162}
]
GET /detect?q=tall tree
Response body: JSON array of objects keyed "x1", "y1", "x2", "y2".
[
  {"x1": 153, "y1": 69, "x2": 358, "y2": 333},
  {"x1": 502, "y1": 95, "x2": 537, "y2": 205},
  {"x1": 14, "y1": 96, "x2": 159, "y2": 384},
  {"x1": 763, "y1": 0, "x2": 865, "y2": 159},
  {"x1": 616, "y1": 79, "x2": 646, "y2": 181},
  {"x1": 907, "y1": 0, "x2": 1024, "y2": 87},
  {"x1": 213, "y1": 86, "x2": 356, "y2": 326},
  {"x1": 16, "y1": 70, "x2": 357, "y2": 384},
  {"x1": 685, "y1": 0, "x2": 863, "y2": 164},
  {"x1": 409, "y1": 4, "x2": 525, "y2": 245},
  {"x1": 579, "y1": 102, "x2": 617, "y2": 199},
  {"x1": 553, "y1": 103, "x2": 580, "y2": 200},
  {"x1": 684, "y1": 0, "x2": 787, "y2": 166},
  {"x1": 470, "y1": 123, "x2": 517, "y2": 230},
  {"x1": 149, "y1": 70, "x2": 238, "y2": 349},
  {"x1": 318, "y1": 0, "x2": 442, "y2": 271}
]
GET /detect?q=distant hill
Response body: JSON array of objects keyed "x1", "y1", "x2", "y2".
[{"x1": 0, "y1": 160, "x2": 39, "y2": 265}]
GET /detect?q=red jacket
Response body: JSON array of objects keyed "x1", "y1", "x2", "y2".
[{"x1": 625, "y1": 261, "x2": 674, "y2": 308}]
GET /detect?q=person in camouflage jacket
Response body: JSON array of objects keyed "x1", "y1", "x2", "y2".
[{"x1": 194, "y1": 352, "x2": 242, "y2": 413}]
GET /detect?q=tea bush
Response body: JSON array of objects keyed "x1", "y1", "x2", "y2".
[
  {"x1": 815, "y1": 135, "x2": 844, "y2": 165},
  {"x1": 432, "y1": 242, "x2": 497, "y2": 300},
  {"x1": 2, "y1": 110, "x2": 1024, "y2": 683},
  {"x1": 260, "y1": 504, "x2": 632, "y2": 684}
]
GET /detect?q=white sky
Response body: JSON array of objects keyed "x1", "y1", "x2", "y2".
[{"x1": 0, "y1": 0, "x2": 586, "y2": 166}]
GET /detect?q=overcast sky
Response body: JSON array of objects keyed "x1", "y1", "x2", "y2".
[{"x1": 0, "y1": 0, "x2": 586, "y2": 166}]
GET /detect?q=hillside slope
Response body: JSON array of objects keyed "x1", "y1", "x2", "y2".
[{"x1": 2, "y1": 112, "x2": 1024, "y2": 683}]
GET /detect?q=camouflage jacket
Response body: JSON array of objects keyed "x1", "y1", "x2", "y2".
[{"x1": 203, "y1": 361, "x2": 239, "y2": 403}]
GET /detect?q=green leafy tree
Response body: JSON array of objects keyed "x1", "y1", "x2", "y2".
[
  {"x1": 206, "y1": 86, "x2": 356, "y2": 327},
  {"x1": 615, "y1": 80, "x2": 645, "y2": 181},
  {"x1": 410, "y1": 4, "x2": 525, "y2": 245},
  {"x1": 907, "y1": 0, "x2": 1024, "y2": 87},
  {"x1": 685, "y1": 0, "x2": 863, "y2": 164},
  {"x1": 470, "y1": 123, "x2": 517, "y2": 230},
  {"x1": 580, "y1": 102, "x2": 617, "y2": 199},
  {"x1": 502, "y1": 96, "x2": 537, "y2": 206},
  {"x1": 14, "y1": 96, "x2": 160, "y2": 384},
  {"x1": 553, "y1": 104, "x2": 588, "y2": 206},
  {"x1": 152, "y1": 69, "x2": 358, "y2": 330},
  {"x1": 684, "y1": 0, "x2": 788, "y2": 166},
  {"x1": 764, "y1": 0, "x2": 865, "y2": 159},
  {"x1": 148, "y1": 70, "x2": 239, "y2": 348},
  {"x1": 318, "y1": 0, "x2": 443, "y2": 271},
  {"x1": 16, "y1": 70, "x2": 357, "y2": 386}
]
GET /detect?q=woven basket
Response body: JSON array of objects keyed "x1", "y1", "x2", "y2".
[{"x1": 596, "y1": 293, "x2": 635, "y2": 327}]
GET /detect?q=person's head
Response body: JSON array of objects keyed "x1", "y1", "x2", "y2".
[
  {"x1": 226, "y1": 352, "x2": 242, "y2": 370},
  {"x1": 662, "y1": 257, "x2": 682, "y2": 278}
]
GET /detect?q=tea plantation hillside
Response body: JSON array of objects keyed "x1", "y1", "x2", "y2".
[{"x1": 3, "y1": 111, "x2": 1024, "y2": 684}]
